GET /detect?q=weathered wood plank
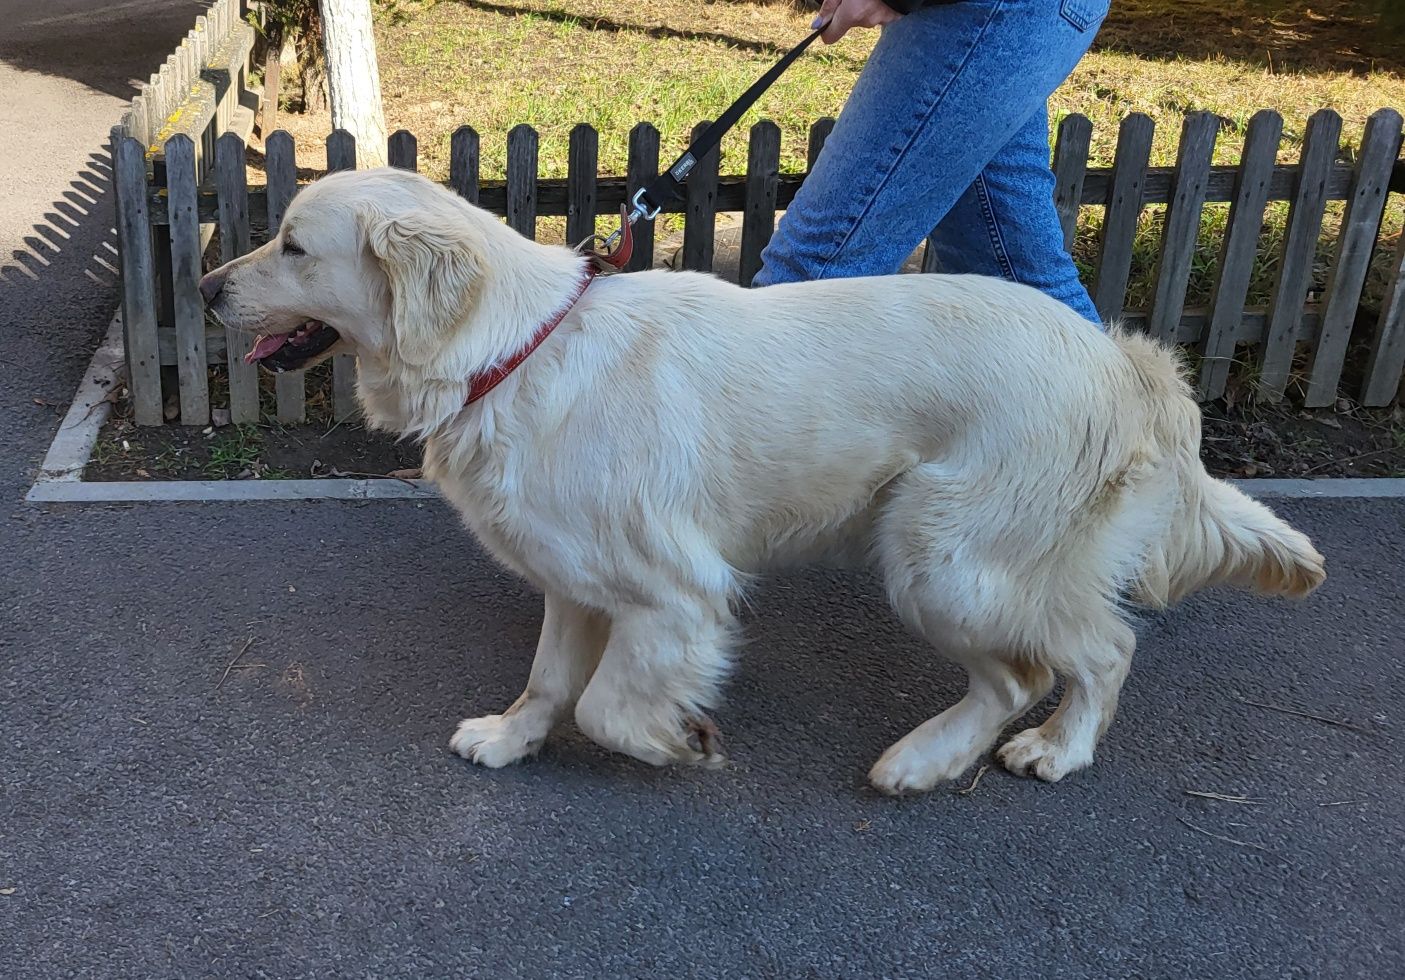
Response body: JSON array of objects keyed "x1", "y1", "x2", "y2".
[
  {"x1": 566, "y1": 123, "x2": 598, "y2": 249},
  {"x1": 216, "y1": 132, "x2": 260, "y2": 424},
  {"x1": 387, "y1": 129, "x2": 417, "y2": 171},
  {"x1": 1199, "y1": 110, "x2": 1284, "y2": 399},
  {"x1": 1148, "y1": 112, "x2": 1218, "y2": 343},
  {"x1": 625, "y1": 122, "x2": 659, "y2": 271},
  {"x1": 1258, "y1": 109, "x2": 1343, "y2": 400},
  {"x1": 1093, "y1": 113, "x2": 1154, "y2": 323},
  {"x1": 326, "y1": 130, "x2": 358, "y2": 421},
  {"x1": 1305, "y1": 108, "x2": 1403, "y2": 406},
  {"x1": 449, "y1": 125, "x2": 480, "y2": 204},
  {"x1": 506, "y1": 124, "x2": 538, "y2": 240},
  {"x1": 165, "y1": 135, "x2": 210, "y2": 425},
  {"x1": 113, "y1": 131, "x2": 164, "y2": 426},
  {"x1": 682, "y1": 120, "x2": 721, "y2": 273},
  {"x1": 740, "y1": 120, "x2": 780, "y2": 287},
  {"x1": 1052, "y1": 113, "x2": 1093, "y2": 252},
  {"x1": 807, "y1": 117, "x2": 835, "y2": 171},
  {"x1": 1362, "y1": 224, "x2": 1405, "y2": 405},
  {"x1": 266, "y1": 130, "x2": 305, "y2": 423},
  {"x1": 153, "y1": 162, "x2": 1365, "y2": 228}
]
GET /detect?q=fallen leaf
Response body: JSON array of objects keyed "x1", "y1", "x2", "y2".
[
  {"x1": 0, "y1": 888, "x2": 15, "y2": 896},
  {"x1": 386, "y1": 467, "x2": 422, "y2": 480},
  {"x1": 136, "y1": 469, "x2": 151, "y2": 478}
]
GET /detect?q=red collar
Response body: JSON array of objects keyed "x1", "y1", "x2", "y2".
[
  {"x1": 465, "y1": 212, "x2": 634, "y2": 406},
  {"x1": 464, "y1": 268, "x2": 596, "y2": 405}
]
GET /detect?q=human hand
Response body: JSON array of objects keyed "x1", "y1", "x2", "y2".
[{"x1": 811, "y1": 0, "x2": 902, "y2": 44}]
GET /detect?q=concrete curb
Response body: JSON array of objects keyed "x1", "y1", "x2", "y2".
[{"x1": 31, "y1": 313, "x2": 124, "y2": 487}]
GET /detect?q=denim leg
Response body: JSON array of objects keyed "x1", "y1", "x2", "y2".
[
  {"x1": 926, "y1": 106, "x2": 1101, "y2": 323},
  {"x1": 755, "y1": 0, "x2": 1108, "y2": 316}
]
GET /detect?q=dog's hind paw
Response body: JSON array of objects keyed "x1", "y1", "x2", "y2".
[
  {"x1": 996, "y1": 728, "x2": 1093, "y2": 783},
  {"x1": 449, "y1": 714, "x2": 545, "y2": 768}
]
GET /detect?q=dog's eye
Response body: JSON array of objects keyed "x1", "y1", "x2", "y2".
[{"x1": 283, "y1": 239, "x2": 305, "y2": 257}]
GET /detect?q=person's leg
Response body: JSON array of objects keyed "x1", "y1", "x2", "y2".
[
  {"x1": 926, "y1": 105, "x2": 1101, "y2": 323},
  {"x1": 755, "y1": 0, "x2": 1107, "y2": 310}
]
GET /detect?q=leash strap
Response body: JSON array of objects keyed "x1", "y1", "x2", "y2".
[{"x1": 632, "y1": 23, "x2": 827, "y2": 222}]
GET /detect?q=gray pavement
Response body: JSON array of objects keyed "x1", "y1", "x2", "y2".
[{"x1": 2, "y1": 3, "x2": 1404, "y2": 978}]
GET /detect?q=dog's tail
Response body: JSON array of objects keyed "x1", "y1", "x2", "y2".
[{"x1": 1117, "y1": 334, "x2": 1326, "y2": 608}]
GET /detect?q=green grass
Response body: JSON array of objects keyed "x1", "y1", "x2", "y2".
[{"x1": 204, "y1": 424, "x2": 266, "y2": 478}]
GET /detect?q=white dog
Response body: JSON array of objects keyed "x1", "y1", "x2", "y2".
[{"x1": 201, "y1": 168, "x2": 1324, "y2": 794}]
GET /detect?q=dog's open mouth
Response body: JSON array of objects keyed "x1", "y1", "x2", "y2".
[{"x1": 244, "y1": 320, "x2": 341, "y2": 373}]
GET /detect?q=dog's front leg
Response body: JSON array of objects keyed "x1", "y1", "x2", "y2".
[
  {"x1": 450, "y1": 594, "x2": 609, "y2": 768},
  {"x1": 573, "y1": 602, "x2": 732, "y2": 767}
]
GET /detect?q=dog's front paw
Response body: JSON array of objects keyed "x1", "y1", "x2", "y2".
[
  {"x1": 449, "y1": 714, "x2": 544, "y2": 768},
  {"x1": 996, "y1": 728, "x2": 1092, "y2": 783}
]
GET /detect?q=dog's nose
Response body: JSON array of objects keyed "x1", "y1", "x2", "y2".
[{"x1": 199, "y1": 268, "x2": 227, "y2": 304}]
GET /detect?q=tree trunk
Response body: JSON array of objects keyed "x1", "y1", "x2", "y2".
[{"x1": 320, "y1": 0, "x2": 387, "y2": 167}]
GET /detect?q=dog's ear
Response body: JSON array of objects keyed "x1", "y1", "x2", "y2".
[{"x1": 363, "y1": 207, "x2": 483, "y2": 367}]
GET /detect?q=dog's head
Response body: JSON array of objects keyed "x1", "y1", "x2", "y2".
[{"x1": 200, "y1": 168, "x2": 488, "y2": 373}]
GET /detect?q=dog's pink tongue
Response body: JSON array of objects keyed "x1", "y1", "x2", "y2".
[{"x1": 244, "y1": 334, "x2": 289, "y2": 364}]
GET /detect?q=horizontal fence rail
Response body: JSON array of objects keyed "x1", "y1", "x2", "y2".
[{"x1": 114, "y1": 106, "x2": 1405, "y2": 427}]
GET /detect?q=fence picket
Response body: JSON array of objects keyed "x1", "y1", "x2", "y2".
[
  {"x1": 682, "y1": 120, "x2": 721, "y2": 272},
  {"x1": 113, "y1": 132, "x2": 164, "y2": 426},
  {"x1": 506, "y1": 124, "x2": 539, "y2": 239},
  {"x1": 740, "y1": 120, "x2": 781, "y2": 287},
  {"x1": 1093, "y1": 113, "x2": 1155, "y2": 323},
  {"x1": 626, "y1": 123, "x2": 660, "y2": 271},
  {"x1": 1148, "y1": 112, "x2": 1218, "y2": 343},
  {"x1": 388, "y1": 129, "x2": 418, "y2": 171},
  {"x1": 1052, "y1": 113, "x2": 1093, "y2": 252},
  {"x1": 449, "y1": 125, "x2": 480, "y2": 204},
  {"x1": 1304, "y1": 109, "x2": 1404, "y2": 406},
  {"x1": 326, "y1": 130, "x2": 358, "y2": 421},
  {"x1": 215, "y1": 132, "x2": 259, "y2": 424},
  {"x1": 1258, "y1": 109, "x2": 1343, "y2": 399},
  {"x1": 1362, "y1": 226, "x2": 1405, "y2": 405},
  {"x1": 566, "y1": 123, "x2": 598, "y2": 249},
  {"x1": 807, "y1": 118, "x2": 835, "y2": 170},
  {"x1": 165, "y1": 135, "x2": 210, "y2": 425},
  {"x1": 266, "y1": 130, "x2": 305, "y2": 423},
  {"x1": 1199, "y1": 110, "x2": 1284, "y2": 399}
]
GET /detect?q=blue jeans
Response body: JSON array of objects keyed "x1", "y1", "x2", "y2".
[{"x1": 755, "y1": 0, "x2": 1108, "y2": 325}]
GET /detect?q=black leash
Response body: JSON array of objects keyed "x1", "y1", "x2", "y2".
[{"x1": 588, "y1": 21, "x2": 828, "y2": 259}]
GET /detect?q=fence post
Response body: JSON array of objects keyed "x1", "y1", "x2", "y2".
[
  {"x1": 1257, "y1": 108, "x2": 1343, "y2": 400},
  {"x1": 265, "y1": 130, "x2": 305, "y2": 424},
  {"x1": 165, "y1": 134, "x2": 211, "y2": 425},
  {"x1": 740, "y1": 120, "x2": 780, "y2": 287},
  {"x1": 1148, "y1": 112, "x2": 1218, "y2": 343},
  {"x1": 506, "y1": 124, "x2": 539, "y2": 240},
  {"x1": 1362, "y1": 224, "x2": 1405, "y2": 406},
  {"x1": 1304, "y1": 108, "x2": 1404, "y2": 407},
  {"x1": 1199, "y1": 110, "x2": 1284, "y2": 400},
  {"x1": 1052, "y1": 112, "x2": 1093, "y2": 253},
  {"x1": 112, "y1": 130, "x2": 164, "y2": 426},
  {"x1": 625, "y1": 123, "x2": 659, "y2": 271},
  {"x1": 216, "y1": 132, "x2": 260, "y2": 424},
  {"x1": 1092, "y1": 113, "x2": 1154, "y2": 324},
  {"x1": 327, "y1": 129, "x2": 359, "y2": 422},
  {"x1": 566, "y1": 123, "x2": 598, "y2": 249},
  {"x1": 450, "y1": 125, "x2": 480, "y2": 204},
  {"x1": 388, "y1": 129, "x2": 418, "y2": 171},
  {"x1": 682, "y1": 120, "x2": 721, "y2": 273}
]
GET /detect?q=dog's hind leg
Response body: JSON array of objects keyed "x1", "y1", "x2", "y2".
[
  {"x1": 997, "y1": 610, "x2": 1135, "y2": 782},
  {"x1": 573, "y1": 600, "x2": 734, "y2": 767},
  {"x1": 869, "y1": 651, "x2": 1053, "y2": 795},
  {"x1": 451, "y1": 594, "x2": 609, "y2": 768}
]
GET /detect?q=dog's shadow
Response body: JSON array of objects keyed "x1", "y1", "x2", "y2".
[{"x1": 402, "y1": 563, "x2": 972, "y2": 790}]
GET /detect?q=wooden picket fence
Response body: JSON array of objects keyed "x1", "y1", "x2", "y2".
[{"x1": 114, "y1": 106, "x2": 1405, "y2": 427}]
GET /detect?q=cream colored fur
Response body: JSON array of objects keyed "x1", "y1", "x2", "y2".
[{"x1": 206, "y1": 168, "x2": 1326, "y2": 793}]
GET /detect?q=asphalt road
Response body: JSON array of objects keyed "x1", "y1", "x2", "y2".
[{"x1": 2, "y1": 3, "x2": 1403, "y2": 978}]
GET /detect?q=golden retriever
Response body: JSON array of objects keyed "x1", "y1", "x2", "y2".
[{"x1": 201, "y1": 167, "x2": 1324, "y2": 793}]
